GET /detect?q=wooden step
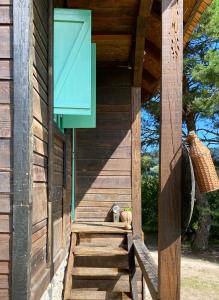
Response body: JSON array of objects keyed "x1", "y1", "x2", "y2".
[
  {"x1": 69, "y1": 290, "x2": 132, "y2": 300},
  {"x1": 72, "y1": 222, "x2": 131, "y2": 234},
  {"x1": 74, "y1": 254, "x2": 129, "y2": 269},
  {"x1": 72, "y1": 278, "x2": 130, "y2": 292},
  {"x1": 72, "y1": 267, "x2": 129, "y2": 277},
  {"x1": 79, "y1": 233, "x2": 126, "y2": 248},
  {"x1": 74, "y1": 246, "x2": 128, "y2": 257}
]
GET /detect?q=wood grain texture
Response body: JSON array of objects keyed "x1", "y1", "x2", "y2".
[
  {"x1": 127, "y1": 234, "x2": 139, "y2": 300},
  {"x1": 0, "y1": 82, "x2": 12, "y2": 104},
  {"x1": 133, "y1": 0, "x2": 153, "y2": 86},
  {"x1": 158, "y1": 0, "x2": 183, "y2": 299},
  {"x1": 131, "y1": 87, "x2": 142, "y2": 237},
  {"x1": 0, "y1": 5, "x2": 11, "y2": 24},
  {"x1": 0, "y1": 105, "x2": 11, "y2": 138},
  {"x1": 0, "y1": 6, "x2": 13, "y2": 300},
  {"x1": 76, "y1": 68, "x2": 132, "y2": 222},
  {"x1": 134, "y1": 239, "x2": 158, "y2": 299},
  {"x1": 47, "y1": 0, "x2": 54, "y2": 270},
  {"x1": 12, "y1": 1, "x2": 33, "y2": 299},
  {"x1": 0, "y1": 26, "x2": 12, "y2": 58}
]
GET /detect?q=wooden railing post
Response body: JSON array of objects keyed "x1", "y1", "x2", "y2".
[
  {"x1": 127, "y1": 234, "x2": 139, "y2": 300},
  {"x1": 131, "y1": 87, "x2": 142, "y2": 238},
  {"x1": 159, "y1": 0, "x2": 183, "y2": 299}
]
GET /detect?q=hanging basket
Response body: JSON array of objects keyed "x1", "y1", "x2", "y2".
[{"x1": 187, "y1": 132, "x2": 219, "y2": 193}]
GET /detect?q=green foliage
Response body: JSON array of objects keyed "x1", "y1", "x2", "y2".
[
  {"x1": 183, "y1": 0, "x2": 219, "y2": 131},
  {"x1": 141, "y1": 154, "x2": 159, "y2": 232},
  {"x1": 123, "y1": 207, "x2": 132, "y2": 212},
  {"x1": 207, "y1": 190, "x2": 219, "y2": 239}
]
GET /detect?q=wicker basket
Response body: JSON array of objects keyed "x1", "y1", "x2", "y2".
[{"x1": 187, "y1": 132, "x2": 219, "y2": 193}]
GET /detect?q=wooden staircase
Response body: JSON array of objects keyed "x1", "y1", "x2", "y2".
[{"x1": 64, "y1": 222, "x2": 142, "y2": 300}]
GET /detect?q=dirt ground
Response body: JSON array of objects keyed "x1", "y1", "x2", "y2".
[{"x1": 146, "y1": 240, "x2": 219, "y2": 300}]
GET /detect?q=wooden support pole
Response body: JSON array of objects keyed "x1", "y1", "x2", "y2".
[
  {"x1": 47, "y1": 0, "x2": 54, "y2": 278},
  {"x1": 127, "y1": 234, "x2": 139, "y2": 300},
  {"x1": 158, "y1": 0, "x2": 183, "y2": 299},
  {"x1": 133, "y1": 0, "x2": 153, "y2": 87},
  {"x1": 131, "y1": 87, "x2": 142, "y2": 238},
  {"x1": 12, "y1": 1, "x2": 33, "y2": 299}
]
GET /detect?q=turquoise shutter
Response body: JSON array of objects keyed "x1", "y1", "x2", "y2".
[
  {"x1": 62, "y1": 43, "x2": 96, "y2": 128},
  {"x1": 54, "y1": 9, "x2": 92, "y2": 115}
]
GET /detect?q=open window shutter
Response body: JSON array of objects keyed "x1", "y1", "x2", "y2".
[
  {"x1": 54, "y1": 9, "x2": 92, "y2": 115},
  {"x1": 62, "y1": 43, "x2": 96, "y2": 128}
]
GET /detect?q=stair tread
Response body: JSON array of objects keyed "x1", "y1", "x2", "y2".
[
  {"x1": 72, "y1": 222, "x2": 131, "y2": 234},
  {"x1": 74, "y1": 246, "x2": 128, "y2": 256},
  {"x1": 71, "y1": 278, "x2": 130, "y2": 292},
  {"x1": 72, "y1": 267, "x2": 129, "y2": 277},
  {"x1": 69, "y1": 290, "x2": 132, "y2": 300}
]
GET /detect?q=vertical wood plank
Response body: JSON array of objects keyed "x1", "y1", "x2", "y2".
[
  {"x1": 47, "y1": 0, "x2": 54, "y2": 277},
  {"x1": 133, "y1": 0, "x2": 153, "y2": 87},
  {"x1": 159, "y1": 0, "x2": 183, "y2": 299},
  {"x1": 12, "y1": 0, "x2": 33, "y2": 299},
  {"x1": 127, "y1": 234, "x2": 139, "y2": 300},
  {"x1": 131, "y1": 87, "x2": 142, "y2": 238}
]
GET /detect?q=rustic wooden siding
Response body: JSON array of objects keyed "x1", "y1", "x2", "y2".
[
  {"x1": 31, "y1": 0, "x2": 49, "y2": 282},
  {"x1": 0, "y1": 1, "x2": 12, "y2": 298},
  {"x1": 52, "y1": 130, "x2": 72, "y2": 270},
  {"x1": 30, "y1": 2, "x2": 72, "y2": 299},
  {"x1": 75, "y1": 68, "x2": 132, "y2": 222}
]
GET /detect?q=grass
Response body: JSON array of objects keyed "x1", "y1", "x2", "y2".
[{"x1": 182, "y1": 277, "x2": 219, "y2": 292}]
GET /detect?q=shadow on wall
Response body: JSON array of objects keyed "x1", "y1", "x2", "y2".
[{"x1": 75, "y1": 68, "x2": 133, "y2": 222}]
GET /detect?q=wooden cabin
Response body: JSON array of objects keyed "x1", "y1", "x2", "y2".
[{"x1": 0, "y1": 0, "x2": 211, "y2": 299}]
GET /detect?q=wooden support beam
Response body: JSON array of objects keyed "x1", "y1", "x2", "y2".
[
  {"x1": 144, "y1": 39, "x2": 161, "y2": 62},
  {"x1": 133, "y1": 239, "x2": 158, "y2": 300},
  {"x1": 64, "y1": 233, "x2": 77, "y2": 300},
  {"x1": 131, "y1": 87, "x2": 142, "y2": 238},
  {"x1": 158, "y1": 0, "x2": 183, "y2": 299},
  {"x1": 47, "y1": 0, "x2": 54, "y2": 277},
  {"x1": 142, "y1": 69, "x2": 157, "y2": 84},
  {"x1": 127, "y1": 234, "x2": 139, "y2": 300},
  {"x1": 12, "y1": 1, "x2": 33, "y2": 299},
  {"x1": 133, "y1": 0, "x2": 153, "y2": 87},
  {"x1": 141, "y1": 87, "x2": 151, "y2": 102}
]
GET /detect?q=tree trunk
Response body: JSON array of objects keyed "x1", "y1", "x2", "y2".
[
  {"x1": 185, "y1": 112, "x2": 196, "y2": 132},
  {"x1": 193, "y1": 188, "x2": 211, "y2": 251}
]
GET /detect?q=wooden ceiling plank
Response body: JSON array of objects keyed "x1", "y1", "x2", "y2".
[
  {"x1": 133, "y1": 0, "x2": 153, "y2": 87},
  {"x1": 93, "y1": 35, "x2": 132, "y2": 63}
]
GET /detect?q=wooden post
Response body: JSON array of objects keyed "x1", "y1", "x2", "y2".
[
  {"x1": 127, "y1": 234, "x2": 139, "y2": 300},
  {"x1": 12, "y1": 1, "x2": 33, "y2": 299},
  {"x1": 158, "y1": 0, "x2": 183, "y2": 299},
  {"x1": 47, "y1": 0, "x2": 54, "y2": 278},
  {"x1": 131, "y1": 87, "x2": 142, "y2": 238},
  {"x1": 133, "y1": 0, "x2": 153, "y2": 87}
]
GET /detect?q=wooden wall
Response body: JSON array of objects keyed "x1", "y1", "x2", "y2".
[
  {"x1": 0, "y1": 0, "x2": 12, "y2": 298},
  {"x1": 53, "y1": 129, "x2": 72, "y2": 272},
  {"x1": 75, "y1": 68, "x2": 132, "y2": 222},
  {"x1": 31, "y1": 0, "x2": 49, "y2": 281},
  {"x1": 30, "y1": 1, "x2": 72, "y2": 299}
]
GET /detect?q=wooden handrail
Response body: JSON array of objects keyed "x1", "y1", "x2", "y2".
[{"x1": 133, "y1": 239, "x2": 159, "y2": 300}]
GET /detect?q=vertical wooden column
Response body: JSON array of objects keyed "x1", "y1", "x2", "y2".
[
  {"x1": 132, "y1": 0, "x2": 152, "y2": 238},
  {"x1": 131, "y1": 87, "x2": 142, "y2": 238},
  {"x1": 158, "y1": 0, "x2": 183, "y2": 299},
  {"x1": 47, "y1": 0, "x2": 54, "y2": 276},
  {"x1": 12, "y1": 1, "x2": 33, "y2": 299}
]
